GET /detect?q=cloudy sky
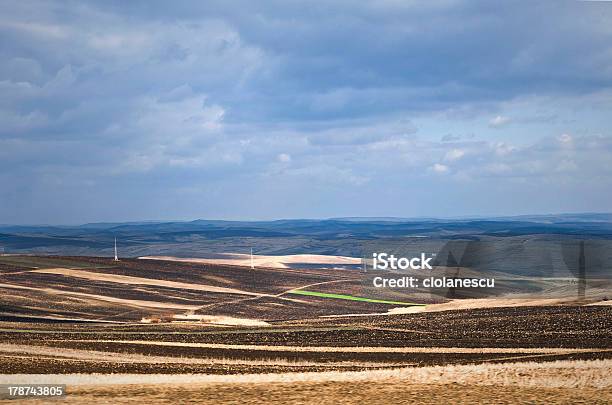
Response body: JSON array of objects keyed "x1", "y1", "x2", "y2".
[{"x1": 1, "y1": 1, "x2": 612, "y2": 224}]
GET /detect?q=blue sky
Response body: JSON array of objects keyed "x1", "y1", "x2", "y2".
[{"x1": 1, "y1": 1, "x2": 612, "y2": 224}]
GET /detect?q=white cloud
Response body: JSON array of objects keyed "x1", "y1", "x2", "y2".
[
  {"x1": 444, "y1": 148, "x2": 465, "y2": 162},
  {"x1": 489, "y1": 115, "x2": 511, "y2": 128},
  {"x1": 494, "y1": 142, "x2": 516, "y2": 156},
  {"x1": 558, "y1": 133, "x2": 573, "y2": 148},
  {"x1": 0, "y1": 20, "x2": 69, "y2": 39},
  {"x1": 431, "y1": 163, "x2": 449, "y2": 174},
  {"x1": 277, "y1": 153, "x2": 291, "y2": 163}
]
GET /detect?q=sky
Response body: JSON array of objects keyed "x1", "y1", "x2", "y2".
[{"x1": 1, "y1": 0, "x2": 612, "y2": 224}]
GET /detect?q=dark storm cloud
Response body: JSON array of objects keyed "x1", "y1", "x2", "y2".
[{"x1": 85, "y1": 0, "x2": 612, "y2": 119}]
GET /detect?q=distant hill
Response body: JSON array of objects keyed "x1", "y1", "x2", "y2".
[{"x1": 1, "y1": 214, "x2": 611, "y2": 258}]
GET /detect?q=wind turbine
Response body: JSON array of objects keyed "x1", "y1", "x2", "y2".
[
  {"x1": 250, "y1": 247, "x2": 255, "y2": 270},
  {"x1": 114, "y1": 237, "x2": 119, "y2": 262}
]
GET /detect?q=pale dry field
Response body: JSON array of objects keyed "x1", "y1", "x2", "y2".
[
  {"x1": 589, "y1": 300, "x2": 612, "y2": 306},
  {"x1": 403, "y1": 297, "x2": 584, "y2": 313},
  {"x1": 30, "y1": 268, "x2": 264, "y2": 296},
  {"x1": 140, "y1": 254, "x2": 361, "y2": 269},
  {"x1": 2, "y1": 359, "x2": 610, "y2": 404},
  {"x1": 58, "y1": 339, "x2": 608, "y2": 355},
  {"x1": 319, "y1": 298, "x2": 601, "y2": 318},
  {"x1": 0, "y1": 343, "x2": 380, "y2": 368},
  {"x1": 58, "y1": 381, "x2": 612, "y2": 404},
  {"x1": 4, "y1": 358, "x2": 610, "y2": 386},
  {"x1": 0, "y1": 282, "x2": 203, "y2": 311}
]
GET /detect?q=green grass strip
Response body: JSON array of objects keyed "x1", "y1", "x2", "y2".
[{"x1": 287, "y1": 289, "x2": 425, "y2": 306}]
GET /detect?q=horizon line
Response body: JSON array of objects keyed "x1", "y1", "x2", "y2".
[{"x1": 2, "y1": 211, "x2": 612, "y2": 228}]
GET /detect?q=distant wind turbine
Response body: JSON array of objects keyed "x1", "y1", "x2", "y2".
[{"x1": 114, "y1": 237, "x2": 119, "y2": 262}]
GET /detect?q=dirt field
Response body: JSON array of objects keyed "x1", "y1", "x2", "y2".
[
  {"x1": 0, "y1": 304, "x2": 609, "y2": 374},
  {"x1": 0, "y1": 255, "x2": 610, "y2": 403}
]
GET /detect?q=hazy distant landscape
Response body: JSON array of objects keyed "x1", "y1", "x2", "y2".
[{"x1": 3, "y1": 213, "x2": 612, "y2": 258}]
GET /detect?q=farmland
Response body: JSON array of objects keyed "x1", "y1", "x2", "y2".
[{"x1": 0, "y1": 254, "x2": 610, "y2": 403}]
